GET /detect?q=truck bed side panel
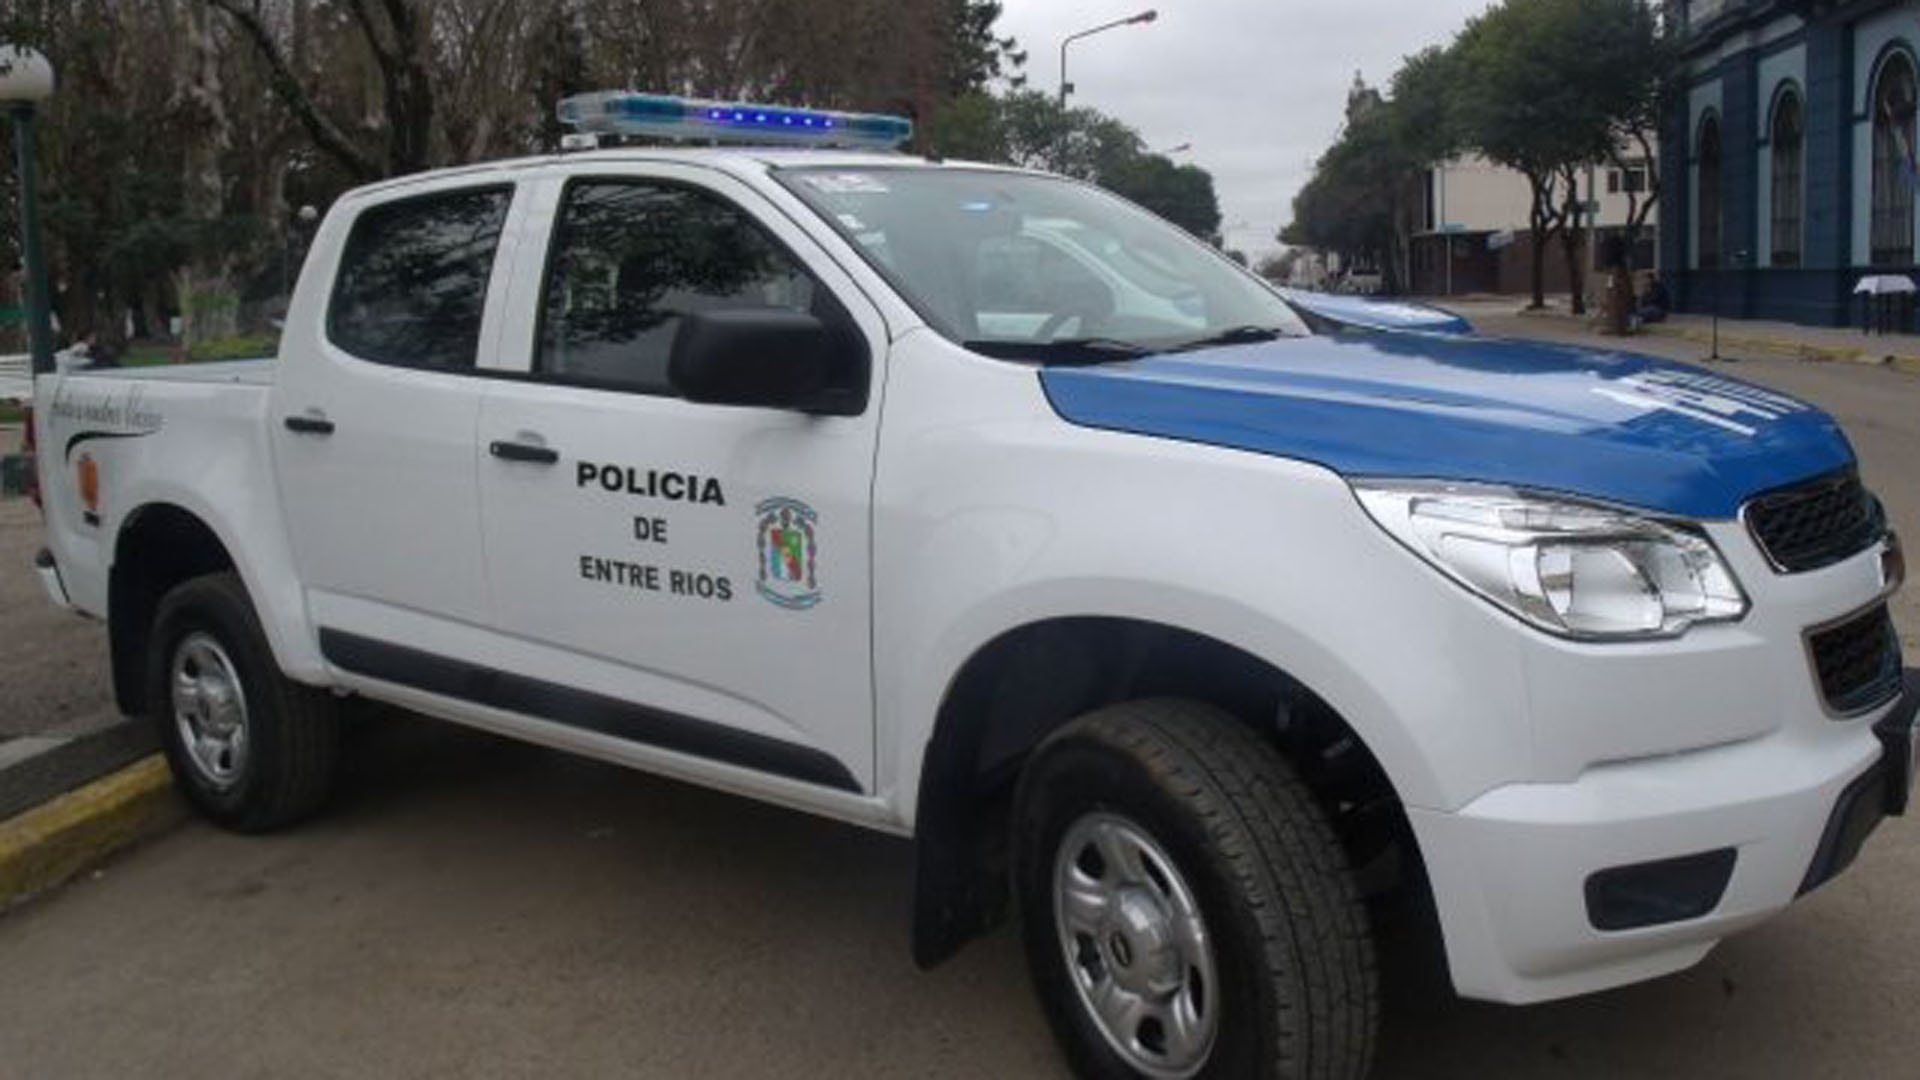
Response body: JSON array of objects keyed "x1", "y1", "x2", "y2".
[{"x1": 35, "y1": 367, "x2": 326, "y2": 684}]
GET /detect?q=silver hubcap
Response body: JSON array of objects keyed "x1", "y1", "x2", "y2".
[
  {"x1": 1054, "y1": 812, "x2": 1219, "y2": 1078},
  {"x1": 171, "y1": 632, "x2": 249, "y2": 789}
]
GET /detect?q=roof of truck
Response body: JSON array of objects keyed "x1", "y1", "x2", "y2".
[{"x1": 348, "y1": 148, "x2": 1019, "y2": 201}]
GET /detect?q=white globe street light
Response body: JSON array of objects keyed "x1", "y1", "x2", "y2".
[
  {"x1": 0, "y1": 46, "x2": 56, "y2": 375},
  {"x1": 0, "y1": 47, "x2": 54, "y2": 103}
]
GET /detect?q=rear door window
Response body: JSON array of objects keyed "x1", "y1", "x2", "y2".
[{"x1": 327, "y1": 188, "x2": 512, "y2": 370}]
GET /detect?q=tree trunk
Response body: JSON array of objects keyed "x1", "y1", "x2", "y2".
[
  {"x1": 1561, "y1": 168, "x2": 1586, "y2": 316},
  {"x1": 1562, "y1": 224, "x2": 1586, "y2": 316},
  {"x1": 1528, "y1": 225, "x2": 1547, "y2": 309},
  {"x1": 1526, "y1": 173, "x2": 1550, "y2": 310},
  {"x1": 179, "y1": 2, "x2": 237, "y2": 346}
]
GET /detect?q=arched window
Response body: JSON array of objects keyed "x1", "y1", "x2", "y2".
[
  {"x1": 1871, "y1": 51, "x2": 1917, "y2": 265},
  {"x1": 1771, "y1": 88, "x2": 1804, "y2": 267},
  {"x1": 1698, "y1": 113, "x2": 1723, "y2": 269}
]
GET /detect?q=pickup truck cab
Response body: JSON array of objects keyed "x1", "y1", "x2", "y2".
[{"x1": 32, "y1": 95, "x2": 1916, "y2": 1079}]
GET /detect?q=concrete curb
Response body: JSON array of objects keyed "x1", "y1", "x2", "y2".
[
  {"x1": 0, "y1": 755, "x2": 183, "y2": 911},
  {"x1": 0, "y1": 716, "x2": 160, "y2": 821}
]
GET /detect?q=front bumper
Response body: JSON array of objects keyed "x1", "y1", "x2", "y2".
[{"x1": 1411, "y1": 670, "x2": 1917, "y2": 1005}]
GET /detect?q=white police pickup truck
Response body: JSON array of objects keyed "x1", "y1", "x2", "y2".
[{"x1": 30, "y1": 95, "x2": 1915, "y2": 1078}]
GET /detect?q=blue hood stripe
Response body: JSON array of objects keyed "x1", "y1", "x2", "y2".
[{"x1": 1039, "y1": 335, "x2": 1855, "y2": 519}]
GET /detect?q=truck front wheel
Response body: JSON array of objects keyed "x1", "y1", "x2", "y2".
[
  {"x1": 1012, "y1": 699, "x2": 1377, "y2": 1080},
  {"x1": 147, "y1": 572, "x2": 341, "y2": 832}
]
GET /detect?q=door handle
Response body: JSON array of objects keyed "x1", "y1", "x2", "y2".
[
  {"x1": 284, "y1": 415, "x2": 335, "y2": 436},
  {"x1": 489, "y1": 440, "x2": 559, "y2": 465}
]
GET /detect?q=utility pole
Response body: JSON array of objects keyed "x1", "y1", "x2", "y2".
[{"x1": 0, "y1": 47, "x2": 56, "y2": 376}]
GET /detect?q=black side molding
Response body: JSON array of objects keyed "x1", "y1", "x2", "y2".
[{"x1": 318, "y1": 629, "x2": 861, "y2": 793}]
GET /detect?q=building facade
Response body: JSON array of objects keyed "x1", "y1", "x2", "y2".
[
  {"x1": 1409, "y1": 155, "x2": 1660, "y2": 297},
  {"x1": 1665, "y1": 0, "x2": 1920, "y2": 326}
]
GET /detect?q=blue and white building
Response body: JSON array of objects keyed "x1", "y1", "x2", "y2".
[{"x1": 1665, "y1": 0, "x2": 1920, "y2": 325}]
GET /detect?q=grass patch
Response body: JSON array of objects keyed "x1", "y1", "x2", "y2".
[
  {"x1": 189, "y1": 334, "x2": 278, "y2": 362},
  {"x1": 122, "y1": 347, "x2": 173, "y2": 368}
]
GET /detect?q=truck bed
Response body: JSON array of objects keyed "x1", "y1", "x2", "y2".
[{"x1": 34, "y1": 358, "x2": 283, "y2": 623}]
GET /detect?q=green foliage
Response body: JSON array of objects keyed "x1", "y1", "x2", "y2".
[
  {"x1": 1105, "y1": 154, "x2": 1224, "y2": 242},
  {"x1": 1284, "y1": 0, "x2": 1671, "y2": 299},
  {"x1": 187, "y1": 334, "x2": 279, "y2": 362},
  {"x1": 122, "y1": 346, "x2": 174, "y2": 368},
  {"x1": 0, "y1": 0, "x2": 1032, "y2": 344},
  {"x1": 944, "y1": 0, "x2": 1027, "y2": 96},
  {"x1": 1283, "y1": 88, "x2": 1429, "y2": 286},
  {"x1": 1255, "y1": 250, "x2": 1302, "y2": 281},
  {"x1": 1390, "y1": 47, "x2": 1464, "y2": 165},
  {"x1": 928, "y1": 90, "x2": 1226, "y2": 240},
  {"x1": 1452, "y1": 0, "x2": 1670, "y2": 305},
  {"x1": 1453, "y1": 0, "x2": 1658, "y2": 179}
]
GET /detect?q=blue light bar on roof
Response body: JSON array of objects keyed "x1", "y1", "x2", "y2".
[{"x1": 557, "y1": 92, "x2": 913, "y2": 150}]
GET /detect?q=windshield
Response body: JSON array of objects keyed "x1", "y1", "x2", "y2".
[{"x1": 775, "y1": 166, "x2": 1307, "y2": 360}]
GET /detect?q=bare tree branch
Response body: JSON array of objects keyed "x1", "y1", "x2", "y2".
[{"x1": 203, "y1": 0, "x2": 381, "y2": 179}]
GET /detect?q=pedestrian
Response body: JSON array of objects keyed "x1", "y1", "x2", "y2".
[{"x1": 1637, "y1": 271, "x2": 1670, "y2": 326}]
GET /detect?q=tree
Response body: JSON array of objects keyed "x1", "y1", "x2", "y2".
[
  {"x1": 1107, "y1": 154, "x2": 1223, "y2": 241},
  {"x1": 1606, "y1": 11, "x2": 1679, "y2": 265},
  {"x1": 1454, "y1": 0, "x2": 1666, "y2": 311},
  {"x1": 177, "y1": 0, "x2": 239, "y2": 344},
  {"x1": 0, "y1": 0, "x2": 1030, "y2": 342},
  {"x1": 926, "y1": 90, "x2": 1226, "y2": 240},
  {"x1": 1256, "y1": 249, "x2": 1303, "y2": 282},
  {"x1": 1280, "y1": 66, "x2": 1454, "y2": 294},
  {"x1": 205, "y1": 0, "x2": 419, "y2": 180},
  {"x1": 941, "y1": 0, "x2": 1026, "y2": 97}
]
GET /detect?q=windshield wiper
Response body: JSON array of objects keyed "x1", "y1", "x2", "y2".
[
  {"x1": 1167, "y1": 325, "x2": 1287, "y2": 353},
  {"x1": 963, "y1": 337, "x2": 1155, "y2": 366}
]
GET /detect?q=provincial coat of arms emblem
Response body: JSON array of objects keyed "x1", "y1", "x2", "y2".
[{"x1": 755, "y1": 497, "x2": 821, "y2": 609}]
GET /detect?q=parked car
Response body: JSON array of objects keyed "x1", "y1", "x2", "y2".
[{"x1": 1275, "y1": 287, "x2": 1474, "y2": 335}]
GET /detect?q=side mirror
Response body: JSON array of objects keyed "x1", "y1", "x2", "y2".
[{"x1": 668, "y1": 308, "x2": 865, "y2": 415}]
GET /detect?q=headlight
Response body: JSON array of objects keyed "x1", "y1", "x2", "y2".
[{"x1": 1353, "y1": 482, "x2": 1749, "y2": 641}]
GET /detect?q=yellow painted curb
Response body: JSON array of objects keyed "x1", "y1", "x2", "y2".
[{"x1": 0, "y1": 755, "x2": 183, "y2": 909}]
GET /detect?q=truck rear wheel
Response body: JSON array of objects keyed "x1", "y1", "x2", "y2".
[
  {"x1": 148, "y1": 572, "x2": 340, "y2": 832},
  {"x1": 1012, "y1": 699, "x2": 1377, "y2": 1080}
]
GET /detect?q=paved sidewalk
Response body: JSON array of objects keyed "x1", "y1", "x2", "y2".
[{"x1": 1437, "y1": 297, "x2": 1920, "y2": 372}]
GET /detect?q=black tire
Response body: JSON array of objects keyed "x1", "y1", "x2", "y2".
[
  {"x1": 148, "y1": 571, "x2": 340, "y2": 832},
  {"x1": 1013, "y1": 699, "x2": 1377, "y2": 1080}
]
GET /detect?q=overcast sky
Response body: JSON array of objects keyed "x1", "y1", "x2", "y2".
[{"x1": 993, "y1": 1, "x2": 1492, "y2": 257}]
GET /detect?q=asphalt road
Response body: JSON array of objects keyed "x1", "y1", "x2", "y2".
[{"x1": 1, "y1": 326, "x2": 1917, "y2": 1078}]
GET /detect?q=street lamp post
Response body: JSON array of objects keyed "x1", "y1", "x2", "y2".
[
  {"x1": 283, "y1": 204, "x2": 319, "y2": 301},
  {"x1": 1059, "y1": 10, "x2": 1157, "y2": 106},
  {"x1": 0, "y1": 47, "x2": 54, "y2": 376}
]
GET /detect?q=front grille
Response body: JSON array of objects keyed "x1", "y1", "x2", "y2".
[
  {"x1": 1808, "y1": 605, "x2": 1904, "y2": 716},
  {"x1": 1745, "y1": 469, "x2": 1885, "y2": 573}
]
